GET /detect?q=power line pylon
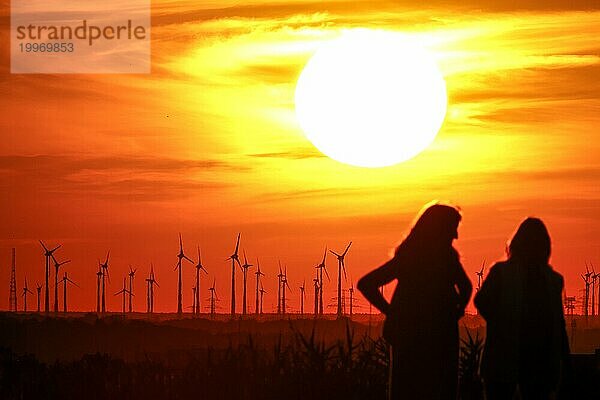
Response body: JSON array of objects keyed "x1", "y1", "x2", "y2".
[{"x1": 9, "y1": 248, "x2": 17, "y2": 311}]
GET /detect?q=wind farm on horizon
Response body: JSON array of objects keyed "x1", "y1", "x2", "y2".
[
  {"x1": 5, "y1": 233, "x2": 599, "y2": 322},
  {"x1": 5, "y1": 233, "x2": 371, "y2": 319}
]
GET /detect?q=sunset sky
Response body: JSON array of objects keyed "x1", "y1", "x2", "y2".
[{"x1": 0, "y1": 0, "x2": 599, "y2": 313}]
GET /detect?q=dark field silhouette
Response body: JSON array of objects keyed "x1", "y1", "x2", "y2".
[{"x1": 0, "y1": 313, "x2": 598, "y2": 399}]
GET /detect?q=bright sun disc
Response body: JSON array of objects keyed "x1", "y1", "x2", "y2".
[{"x1": 295, "y1": 29, "x2": 447, "y2": 168}]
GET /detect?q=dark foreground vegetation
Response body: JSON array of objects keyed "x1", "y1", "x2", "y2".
[
  {"x1": 1, "y1": 326, "x2": 390, "y2": 400},
  {"x1": 0, "y1": 314, "x2": 598, "y2": 399}
]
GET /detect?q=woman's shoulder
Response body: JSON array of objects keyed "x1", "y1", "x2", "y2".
[
  {"x1": 488, "y1": 260, "x2": 511, "y2": 274},
  {"x1": 546, "y1": 266, "x2": 564, "y2": 288}
]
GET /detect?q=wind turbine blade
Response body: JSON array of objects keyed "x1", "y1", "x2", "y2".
[
  {"x1": 321, "y1": 247, "x2": 327, "y2": 264},
  {"x1": 105, "y1": 250, "x2": 110, "y2": 265},
  {"x1": 51, "y1": 244, "x2": 61, "y2": 253},
  {"x1": 342, "y1": 261, "x2": 347, "y2": 281},
  {"x1": 197, "y1": 246, "x2": 202, "y2": 265},
  {"x1": 342, "y1": 241, "x2": 352, "y2": 256},
  {"x1": 324, "y1": 265, "x2": 330, "y2": 281},
  {"x1": 179, "y1": 233, "x2": 183, "y2": 252},
  {"x1": 201, "y1": 266, "x2": 208, "y2": 274},
  {"x1": 39, "y1": 240, "x2": 49, "y2": 252},
  {"x1": 67, "y1": 278, "x2": 80, "y2": 288},
  {"x1": 235, "y1": 233, "x2": 241, "y2": 255},
  {"x1": 184, "y1": 255, "x2": 194, "y2": 264}
]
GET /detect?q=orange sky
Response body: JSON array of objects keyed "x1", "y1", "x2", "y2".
[{"x1": 0, "y1": 0, "x2": 599, "y2": 313}]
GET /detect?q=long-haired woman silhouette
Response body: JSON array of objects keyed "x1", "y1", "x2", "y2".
[
  {"x1": 475, "y1": 218, "x2": 570, "y2": 400},
  {"x1": 358, "y1": 203, "x2": 472, "y2": 399}
]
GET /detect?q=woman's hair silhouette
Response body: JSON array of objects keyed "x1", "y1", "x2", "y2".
[
  {"x1": 396, "y1": 203, "x2": 461, "y2": 255},
  {"x1": 475, "y1": 217, "x2": 569, "y2": 400},
  {"x1": 358, "y1": 202, "x2": 472, "y2": 400},
  {"x1": 507, "y1": 217, "x2": 551, "y2": 264}
]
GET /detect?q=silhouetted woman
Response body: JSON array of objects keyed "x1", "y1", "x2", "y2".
[
  {"x1": 358, "y1": 203, "x2": 472, "y2": 400},
  {"x1": 474, "y1": 218, "x2": 570, "y2": 400}
]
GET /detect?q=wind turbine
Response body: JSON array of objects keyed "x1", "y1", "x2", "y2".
[
  {"x1": 240, "y1": 250, "x2": 253, "y2": 315},
  {"x1": 128, "y1": 266, "x2": 137, "y2": 313},
  {"x1": 36, "y1": 283, "x2": 42, "y2": 312},
  {"x1": 115, "y1": 277, "x2": 132, "y2": 314},
  {"x1": 193, "y1": 246, "x2": 208, "y2": 315},
  {"x1": 299, "y1": 279, "x2": 305, "y2": 315},
  {"x1": 226, "y1": 233, "x2": 241, "y2": 316},
  {"x1": 39, "y1": 240, "x2": 61, "y2": 313},
  {"x1": 175, "y1": 233, "x2": 194, "y2": 314},
  {"x1": 22, "y1": 278, "x2": 33, "y2": 312},
  {"x1": 349, "y1": 280, "x2": 355, "y2": 318},
  {"x1": 476, "y1": 260, "x2": 486, "y2": 291},
  {"x1": 254, "y1": 258, "x2": 265, "y2": 315},
  {"x1": 330, "y1": 241, "x2": 352, "y2": 317},
  {"x1": 277, "y1": 261, "x2": 284, "y2": 314},
  {"x1": 191, "y1": 286, "x2": 197, "y2": 314},
  {"x1": 582, "y1": 263, "x2": 593, "y2": 317},
  {"x1": 96, "y1": 264, "x2": 103, "y2": 313},
  {"x1": 590, "y1": 264, "x2": 597, "y2": 316},
  {"x1": 58, "y1": 271, "x2": 79, "y2": 312},
  {"x1": 53, "y1": 258, "x2": 71, "y2": 312},
  {"x1": 281, "y1": 266, "x2": 291, "y2": 315},
  {"x1": 313, "y1": 271, "x2": 320, "y2": 316},
  {"x1": 259, "y1": 283, "x2": 266, "y2": 315},
  {"x1": 209, "y1": 279, "x2": 218, "y2": 318},
  {"x1": 594, "y1": 263, "x2": 600, "y2": 317},
  {"x1": 146, "y1": 264, "x2": 159, "y2": 313},
  {"x1": 100, "y1": 251, "x2": 111, "y2": 313},
  {"x1": 315, "y1": 247, "x2": 330, "y2": 315}
]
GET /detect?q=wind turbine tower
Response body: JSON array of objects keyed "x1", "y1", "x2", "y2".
[
  {"x1": 115, "y1": 277, "x2": 132, "y2": 314},
  {"x1": 582, "y1": 264, "x2": 592, "y2": 317},
  {"x1": 316, "y1": 247, "x2": 329, "y2": 315},
  {"x1": 175, "y1": 233, "x2": 194, "y2": 314},
  {"x1": 299, "y1": 280, "x2": 305, "y2": 315},
  {"x1": 226, "y1": 233, "x2": 241, "y2": 316},
  {"x1": 209, "y1": 279, "x2": 218, "y2": 318},
  {"x1": 259, "y1": 283, "x2": 266, "y2": 315},
  {"x1": 96, "y1": 264, "x2": 103, "y2": 313},
  {"x1": 240, "y1": 250, "x2": 253, "y2": 315},
  {"x1": 36, "y1": 283, "x2": 42, "y2": 312},
  {"x1": 59, "y1": 272, "x2": 79, "y2": 312},
  {"x1": 40, "y1": 241, "x2": 61, "y2": 312},
  {"x1": 128, "y1": 266, "x2": 137, "y2": 313},
  {"x1": 277, "y1": 262, "x2": 284, "y2": 314},
  {"x1": 281, "y1": 266, "x2": 291, "y2": 315},
  {"x1": 349, "y1": 281, "x2": 354, "y2": 318},
  {"x1": 146, "y1": 265, "x2": 159, "y2": 313},
  {"x1": 53, "y1": 257, "x2": 71, "y2": 312},
  {"x1": 193, "y1": 246, "x2": 208, "y2": 315},
  {"x1": 313, "y1": 272, "x2": 319, "y2": 316},
  {"x1": 100, "y1": 251, "x2": 111, "y2": 313},
  {"x1": 476, "y1": 260, "x2": 486, "y2": 291},
  {"x1": 330, "y1": 242, "x2": 352, "y2": 317},
  {"x1": 22, "y1": 277, "x2": 33, "y2": 312},
  {"x1": 254, "y1": 258, "x2": 264, "y2": 315}
]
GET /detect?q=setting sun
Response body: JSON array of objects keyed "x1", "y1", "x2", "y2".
[{"x1": 295, "y1": 29, "x2": 447, "y2": 168}]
